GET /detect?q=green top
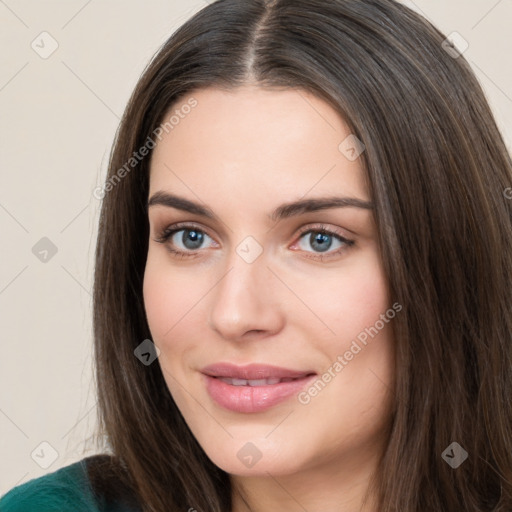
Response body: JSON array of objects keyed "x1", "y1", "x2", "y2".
[{"x1": 0, "y1": 457, "x2": 139, "y2": 512}]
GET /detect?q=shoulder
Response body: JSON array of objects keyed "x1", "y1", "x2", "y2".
[
  {"x1": 0, "y1": 454, "x2": 141, "y2": 512},
  {"x1": 0, "y1": 456, "x2": 99, "y2": 512}
]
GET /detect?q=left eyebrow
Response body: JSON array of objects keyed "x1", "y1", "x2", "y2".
[
  {"x1": 147, "y1": 191, "x2": 373, "y2": 222},
  {"x1": 269, "y1": 196, "x2": 373, "y2": 221}
]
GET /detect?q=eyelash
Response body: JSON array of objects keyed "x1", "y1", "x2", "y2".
[{"x1": 153, "y1": 222, "x2": 355, "y2": 261}]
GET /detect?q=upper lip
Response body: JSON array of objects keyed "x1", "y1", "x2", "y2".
[{"x1": 201, "y1": 363, "x2": 316, "y2": 380}]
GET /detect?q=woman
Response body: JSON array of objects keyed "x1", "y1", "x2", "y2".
[{"x1": 2, "y1": 0, "x2": 511, "y2": 510}]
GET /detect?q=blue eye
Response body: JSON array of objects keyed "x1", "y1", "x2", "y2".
[
  {"x1": 295, "y1": 225, "x2": 354, "y2": 260},
  {"x1": 171, "y1": 228, "x2": 211, "y2": 251},
  {"x1": 300, "y1": 231, "x2": 340, "y2": 252},
  {"x1": 155, "y1": 225, "x2": 214, "y2": 258},
  {"x1": 154, "y1": 223, "x2": 354, "y2": 261}
]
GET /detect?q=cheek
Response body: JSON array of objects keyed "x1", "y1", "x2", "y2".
[
  {"x1": 143, "y1": 265, "x2": 172, "y2": 342},
  {"x1": 143, "y1": 244, "x2": 389, "y2": 345},
  {"x1": 293, "y1": 248, "x2": 390, "y2": 341},
  {"x1": 344, "y1": 262, "x2": 389, "y2": 335},
  {"x1": 320, "y1": 252, "x2": 395, "y2": 412},
  {"x1": 142, "y1": 256, "x2": 200, "y2": 403},
  {"x1": 142, "y1": 253, "x2": 197, "y2": 350}
]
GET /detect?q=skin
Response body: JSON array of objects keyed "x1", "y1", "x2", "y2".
[{"x1": 143, "y1": 85, "x2": 396, "y2": 512}]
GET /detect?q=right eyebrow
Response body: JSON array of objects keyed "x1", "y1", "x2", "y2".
[{"x1": 148, "y1": 191, "x2": 216, "y2": 218}]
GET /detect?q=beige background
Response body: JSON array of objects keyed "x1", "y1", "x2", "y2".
[{"x1": 1, "y1": 0, "x2": 511, "y2": 495}]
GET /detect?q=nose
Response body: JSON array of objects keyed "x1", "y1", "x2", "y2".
[{"x1": 208, "y1": 250, "x2": 284, "y2": 342}]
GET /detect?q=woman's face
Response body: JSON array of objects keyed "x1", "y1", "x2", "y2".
[{"x1": 144, "y1": 85, "x2": 396, "y2": 483}]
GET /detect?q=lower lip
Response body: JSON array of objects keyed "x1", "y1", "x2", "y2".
[{"x1": 202, "y1": 374, "x2": 316, "y2": 413}]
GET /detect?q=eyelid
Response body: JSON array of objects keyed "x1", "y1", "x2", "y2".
[
  {"x1": 153, "y1": 221, "x2": 217, "y2": 244},
  {"x1": 154, "y1": 221, "x2": 352, "y2": 244},
  {"x1": 294, "y1": 223, "x2": 351, "y2": 239}
]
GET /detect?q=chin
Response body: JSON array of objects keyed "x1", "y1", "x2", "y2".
[{"x1": 202, "y1": 438, "x2": 308, "y2": 477}]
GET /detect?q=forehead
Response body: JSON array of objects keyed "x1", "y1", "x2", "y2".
[{"x1": 148, "y1": 86, "x2": 369, "y2": 208}]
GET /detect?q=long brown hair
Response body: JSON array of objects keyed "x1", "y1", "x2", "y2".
[{"x1": 90, "y1": 0, "x2": 512, "y2": 510}]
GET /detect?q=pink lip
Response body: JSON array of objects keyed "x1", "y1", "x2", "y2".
[
  {"x1": 200, "y1": 363, "x2": 317, "y2": 413},
  {"x1": 201, "y1": 362, "x2": 315, "y2": 380}
]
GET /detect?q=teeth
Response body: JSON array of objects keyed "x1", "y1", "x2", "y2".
[{"x1": 219, "y1": 377, "x2": 288, "y2": 386}]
